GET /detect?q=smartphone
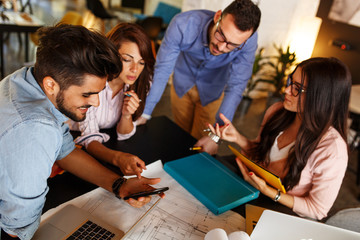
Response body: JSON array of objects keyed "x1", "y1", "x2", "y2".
[{"x1": 123, "y1": 187, "x2": 169, "y2": 200}]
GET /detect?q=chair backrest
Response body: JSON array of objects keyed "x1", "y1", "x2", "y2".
[
  {"x1": 139, "y1": 16, "x2": 163, "y2": 40},
  {"x1": 326, "y1": 208, "x2": 360, "y2": 233},
  {"x1": 153, "y1": 2, "x2": 181, "y2": 25},
  {"x1": 31, "y1": 11, "x2": 84, "y2": 46},
  {"x1": 82, "y1": 10, "x2": 104, "y2": 33},
  {"x1": 59, "y1": 11, "x2": 83, "y2": 26}
]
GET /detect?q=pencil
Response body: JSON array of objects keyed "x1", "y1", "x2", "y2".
[{"x1": 189, "y1": 146, "x2": 202, "y2": 151}]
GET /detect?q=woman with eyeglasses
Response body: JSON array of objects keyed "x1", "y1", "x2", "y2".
[
  {"x1": 68, "y1": 23, "x2": 154, "y2": 178},
  {"x1": 209, "y1": 57, "x2": 351, "y2": 220}
]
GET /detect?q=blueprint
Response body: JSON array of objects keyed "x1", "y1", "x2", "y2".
[{"x1": 41, "y1": 160, "x2": 245, "y2": 239}]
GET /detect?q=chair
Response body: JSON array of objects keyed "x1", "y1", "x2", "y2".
[
  {"x1": 326, "y1": 208, "x2": 360, "y2": 233},
  {"x1": 137, "y1": 16, "x2": 163, "y2": 57},
  {"x1": 30, "y1": 11, "x2": 84, "y2": 46},
  {"x1": 134, "y1": 2, "x2": 181, "y2": 37},
  {"x1": 85, "y1": 0, "x2": 117, "y2": 33},
  {"x1": 152, "y1": 2, "x2": 181, "y2": 26},
  {"x1": 86, "y1": 0, "x2": 114, "y2": 19},
  {"x1": 348, "y1": 85, "x2": 360, "y2": 186},
  {"x1": 113, "y1": 0, "x2": 145, "y2": 13}
]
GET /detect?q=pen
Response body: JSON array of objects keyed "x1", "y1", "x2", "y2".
[
  {"x1": 203, "y1": 123, "x2": 228, "y2": 132},
  {"x1": 125, "y1": 93, "x2": 142, "y2": 102},
  {"x1": 189, "y1": 146, "x2": 202, "y2": 151}
]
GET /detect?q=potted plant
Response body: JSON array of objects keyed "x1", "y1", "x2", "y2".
[
  {"x1": 265, "y1": 44, "x2": 297, "y2": 100},
  {"x1": 238, "y1": 45, "x2": 297, "y2": 116},
  {"x1": 238, "y1": 47, "x2": 267, "y2": 116}
]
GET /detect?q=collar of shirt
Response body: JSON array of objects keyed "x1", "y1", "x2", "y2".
[
  {"x1": 201, "y1": 17, "x2": 213, "y2": 48},
  {"x1": 26, "y1": 67, "x2": 68, "y2": 124}
]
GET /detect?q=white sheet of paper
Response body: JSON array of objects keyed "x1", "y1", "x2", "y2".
[{"x1": 41, "y1": 160, "x2": 245, "y2": 239}]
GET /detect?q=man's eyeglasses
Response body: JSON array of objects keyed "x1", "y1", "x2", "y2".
[
  {"x1": 286, "y1": 74, "x2": 306, "y2": 97},
  {"x1": 214, "y1": 17, "x2": 246, "y2": 51}
]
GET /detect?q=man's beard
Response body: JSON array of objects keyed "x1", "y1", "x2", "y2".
[{"x1": 56, "y1": 91, "x2": 89, "y2": 122}]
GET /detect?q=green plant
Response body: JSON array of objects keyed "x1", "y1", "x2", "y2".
[
  {"x1": 242, "y1": 47, "x2": 267, "y2": 98},
  {"x1": 244, "y1": 44, "x2": 297, "y2": 99},
  {"x1": 266, "y1": 44, "x2": 297, "y2": 97}
]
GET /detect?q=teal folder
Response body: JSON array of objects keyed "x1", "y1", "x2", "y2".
[{"x1": 164, "y1": 152, "x2": 259, "y2": 215}]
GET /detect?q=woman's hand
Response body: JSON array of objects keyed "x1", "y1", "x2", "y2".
[
  {"x1": 119, "y1": 177, "x2": 165, "y2": 208},
  {"x1": 207, "y1": 113, "x2": 240, "y2": 143},
  {"x1": 236, "y1": 157, "x2": 268, "y2": 193},
  {"x1": 236, "y1": 157, "x2": 294, "y2": 209},
  {"x1": 113, "y1": 151, "x2": 146, "y2": 178},
  {"x1": 122, "y1": 90, "x2": 141, "y2": 118}
]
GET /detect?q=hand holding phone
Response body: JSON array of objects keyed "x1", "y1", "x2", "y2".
[{"x1": 123, "y1": 187, "x2": 169, "y2": 200}]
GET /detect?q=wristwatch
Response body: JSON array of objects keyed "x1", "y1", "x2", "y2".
[
  {"x1": 208, "y1": 132, "x2": 220, "y2": 144},
  {"x1": 112, "y1": 177, "x2": 127, "y2": 199}
]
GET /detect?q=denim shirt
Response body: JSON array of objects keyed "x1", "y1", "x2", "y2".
[
  {"x1": 0, "y1": 67, "x2": 75, "y2": 239},
  {"x1": 143, "y1": 10, "x2": 258, "y2": 123}
]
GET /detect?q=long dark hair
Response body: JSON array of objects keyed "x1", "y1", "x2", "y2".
[
  {"x1": 106, "y1": 23, "x2": 155, "y2": 121},
  {"x1": 247, "y1": 57, "x2": 351, "y2": 190}
]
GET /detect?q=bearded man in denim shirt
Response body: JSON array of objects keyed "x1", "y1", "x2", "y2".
[
  {"x1": 137, "y1": 0, "x2": 261, "y2": 154},
  {"x1": 0, "y1": 24, "x2": 163, "y2": 240}
]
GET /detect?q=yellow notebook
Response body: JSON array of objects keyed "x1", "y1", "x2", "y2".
[{"x1": 228, "y1": 145, "x2": 286, "y2": 193}]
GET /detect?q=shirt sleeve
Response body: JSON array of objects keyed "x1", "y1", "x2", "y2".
[
  {"x1": 216, "y1": 33, "x2": 258, "y2": 124},
  {"x1": 143, "y1": 14, "x2": 185, "y2": 116},
  {"x1": 117, "y1": 121, "x2": 136, "y2": 141},
  {"x1": 291, "y1": 131, "x2": 348, "y2": 220},
  {"x1": 0, "y1": 121, "x2": 62, "y2": 239},
  {"x1": 73, "y1": 106, "x2": 110, "y2": 148}
]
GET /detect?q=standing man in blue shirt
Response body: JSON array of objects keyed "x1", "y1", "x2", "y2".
[
  {"x1": 137, "y1": 0, "x2": 261, "y2": 154},
  {"x1": 0, "y1": 24, "x2": 163, "y2": 240}
]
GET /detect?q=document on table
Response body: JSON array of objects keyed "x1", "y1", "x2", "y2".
[{"x1": 41, "y1": 160, "x2": 245, "y2": 239}]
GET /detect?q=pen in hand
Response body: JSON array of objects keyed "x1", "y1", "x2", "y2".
[
  {"x1": 125, "y1": 93, "x2": 142, "y2": 102},
  {"x1": 189, "y1": 146, "x2": 202, "y2": 151}
]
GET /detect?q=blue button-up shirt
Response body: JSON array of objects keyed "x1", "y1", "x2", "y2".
[
  {"x1": 0, "y1": 68, "x2": 75, "y2": 239},
  {"x1": 143, "y1": 10, "x2": 258, "y2": 123}
]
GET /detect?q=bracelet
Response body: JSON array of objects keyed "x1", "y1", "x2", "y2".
[
  {"x1": 273, "y1": 189, "x2": 281, "y2": 202},
  {"x1": 112, "y1": 177, "x2": 127, "y2": 199},
  {"x1": 208, "y1": 132, "x2": 220, "y2": 144}
]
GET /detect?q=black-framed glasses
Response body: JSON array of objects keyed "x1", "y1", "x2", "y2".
[
  {"x1": 214, "y1": 17, "x2": 246, "y2": 51},
  {"x1": 286, "y1": 74, "x2": 306, "y2": 97}
]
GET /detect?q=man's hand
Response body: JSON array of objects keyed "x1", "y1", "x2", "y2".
[
  {"x1": 194, "y1": 135, "x2": 219, "y2": 155},
  {"x1": 113, "y1": 151, "x2": 146, "y2": 178},
  {"x1": 119, "y1": 177, "x2": 165, "y2": 208}
]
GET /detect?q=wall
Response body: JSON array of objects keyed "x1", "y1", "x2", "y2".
[
  {"x1": 312, "y1": 0, "x2": 360, "y2": 85},
  {"x1": 181, "y1": 0, "x2": 320, "y2": 58}
]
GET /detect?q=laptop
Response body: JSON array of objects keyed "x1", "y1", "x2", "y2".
[
  {"x1": 32, "y1": 204, "x2": 125, "y2": 240},
  {"x1": 32, "y1": 198, "x2": 161, "y2": 240},
  {"x1": 250, "y1": 210, "x2": 360, "y2": 240}
]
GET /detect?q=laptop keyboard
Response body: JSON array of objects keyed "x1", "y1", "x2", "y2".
[{"x1": 66, "y1": 220, "x2": 115, "y2": 240}]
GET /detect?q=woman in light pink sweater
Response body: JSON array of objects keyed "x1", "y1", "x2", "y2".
[{"x1": 210, "y1": 57, "x2": 351, "y2": 220}]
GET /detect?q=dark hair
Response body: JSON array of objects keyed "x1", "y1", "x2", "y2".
[
  {"x1": 223, "y1": 0, "x2": 261, "y2": 34},
  {"x1": 34, "y1": 24, "x2": 122, "y2": 90},
  {"x1": 106, "y1": 22, "x2": 154, "y2": 121},
  {"x1": 248, "y1": 57, "x2": 351, "y2": 190}
]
